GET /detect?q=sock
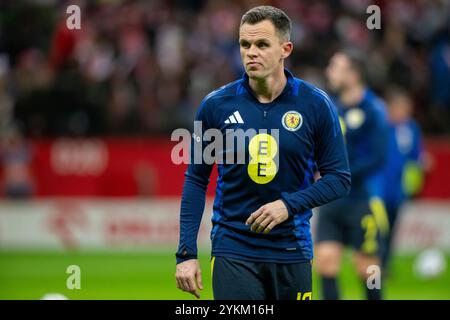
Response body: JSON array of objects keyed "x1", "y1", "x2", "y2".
[{"x1": 322, "y1": 276, "x2": 339, "y2": 300}]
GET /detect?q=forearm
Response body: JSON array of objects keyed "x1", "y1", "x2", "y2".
[
  {"x1": 280, "y1": 172, "x2": 351, "y2": 216},
  {"x1": 176, "y1": 173, "x2": 208, "y2": 264}
]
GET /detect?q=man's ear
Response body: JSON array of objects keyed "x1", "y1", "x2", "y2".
[{"x1": 281, "y1": 41, "x2": 293, "y2": 59}]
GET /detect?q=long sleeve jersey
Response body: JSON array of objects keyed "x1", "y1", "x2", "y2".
[
  {"x1": 176, "y1": 69, "x2": 351, "y2": 264},
  {"x1": 333, "y1": 89, "x2": 389, "y2": 199}
]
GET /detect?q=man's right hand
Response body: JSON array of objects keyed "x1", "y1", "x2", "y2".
[{"x1": 175, "y1": 259, "x2": 203, "y2": 299}]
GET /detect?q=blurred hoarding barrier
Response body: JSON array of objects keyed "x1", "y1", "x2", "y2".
[
  {"x1": 27, "y1": 138, "x2": 218, "y2": 197},
  {"x1": 391, "y1": 201, "x2": 450, "y2": 253},
  {"x1": 0, "y1": 198, "x2": 213, "y2": 251},
  {"x1": 0, "y1": 198, "x2": 449, "y2": 253},
  {"x1": 2, "y1": 137, "x2": 446, "y2": 199}
]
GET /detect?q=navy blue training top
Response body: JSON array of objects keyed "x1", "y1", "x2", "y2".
[
  {"x1": 176, "y1": 69, "x2": 351, "y2": 264},
  {"x1": 333, "y1": 89, "x2": 389, "y2": 200}
]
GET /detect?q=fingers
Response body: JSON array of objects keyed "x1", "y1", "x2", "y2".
[
  {"x1": 178, "y1": 276, "x2": 200, "y2": 298},
  {"x1": 177, "y1": 274, "x2": 188, "y2": 292},
  {"x1": 186, "y1": 277, "x2": 200, "y2": 299},
  {"x1": 251, "y1": 211, "x2": 268, "y2": 232},
  {"x1": 183, "y1": 277, "x2": 194, "y2": 292},
  {"x1": 196, "y1": 268, "x2": 204, "y2": 290},
  {"x1": 247, "y1": 200, "x2": 289, "y2": 233},
  {"x1": 176, "y1": 261, "x2": 202, "y2": 299},
  {"x1": 255, "y1": 215, "x2": 272, "y2": 233},
  {"x1": 176, "y1": 277, "x2": 183, "y2": 290},
  {"x1": 246, "y1": 205, "x2": 271, "y2": 233},
  {"x1": 246, "y1": 206, "x2": 264, "y2": 225},
  {"x1": 193, "y1": 289, "x2": 200, "y2": 299},
  {"x1": 263, "y1": 220, "x2": 278, "y2": 234},
  {"x1": 250, "y1": 207, "x2": 271, "y2": 232},
  {"x1": 250, "y1": 210, "x2": 282, "y2": 234},
  {"x1": 254, "y1": 215, "x2": 280, "y2": 234}
]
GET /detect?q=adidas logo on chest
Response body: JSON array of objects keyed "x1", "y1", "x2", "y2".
[{"x1": 224, "y1": 111, "x2": 244, "y2": 124}]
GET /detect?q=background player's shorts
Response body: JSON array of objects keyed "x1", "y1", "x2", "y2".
[
  {"x1": 315, "y1": 197, "x2": 381, "y2": 256},
  {"x1": 212, "y1": 256, "x2": 312, "y2": 300}
]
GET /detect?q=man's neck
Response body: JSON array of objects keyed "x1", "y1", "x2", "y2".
[
  {"x1": 340, "y1": 83, "x2": 365, "y2": 108},
  {"x1": 248, "y1": 67, "x2": 287, "y2": 103}
]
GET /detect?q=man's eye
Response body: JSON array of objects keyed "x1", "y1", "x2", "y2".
[
  {"x1": 258, "y1": 43, "x2": 268, "y2": 48},
  {"x1": 241, "y1": 43, "x2": 250, "y2": 48}
]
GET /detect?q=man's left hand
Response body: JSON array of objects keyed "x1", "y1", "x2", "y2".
[{"x1": 245, "y1": 200, "x2": 289, "y2": 234}]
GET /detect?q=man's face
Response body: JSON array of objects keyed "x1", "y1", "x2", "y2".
[
  {"x1": 388, "y1": 95, "x2": 412, "y2": 123},
  {"x1": 239, "y1": 20, "x2": 291, "y2": 80},
  {"x1": 326, "y1": 53, "x2": 354, "y2": 93}
]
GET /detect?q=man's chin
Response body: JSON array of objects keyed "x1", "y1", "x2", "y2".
[
  {"x1": 246, "y1": 69, "x2": 265, "y2": 80},
  {"x1": 327, "y1": 84, "x2": 342, "y2": 94}
]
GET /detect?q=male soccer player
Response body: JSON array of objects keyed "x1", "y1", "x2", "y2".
[
  {"x1": 315, "y1": 50, "x2": 389, "y2": 300},
  {"x1": 175, "y1": 6, "x2": 351, "y2": 300},
  {"x1": 380, "y1": 87, "x2": 423, "y2": 273}
]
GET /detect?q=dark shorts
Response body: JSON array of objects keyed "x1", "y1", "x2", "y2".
[
  {"x1": 316, "y1": 197, "x2": 383, "y2": 256},
  {"x1": 211, "y1": 256, "x2": 312, "y2": 300}
]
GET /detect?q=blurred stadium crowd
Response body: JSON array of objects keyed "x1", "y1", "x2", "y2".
[{"x1": 0, "y1": 0, "x2": 449, "y2": 139}]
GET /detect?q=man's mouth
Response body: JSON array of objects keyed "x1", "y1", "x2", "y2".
[{"x1": 247, "y1": 62, "x2": 261, "y2": 67}]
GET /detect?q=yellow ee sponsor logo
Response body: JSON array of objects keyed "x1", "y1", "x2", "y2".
[{"x1": 248, "y1": 133, "x2": 278, "y2": 184}]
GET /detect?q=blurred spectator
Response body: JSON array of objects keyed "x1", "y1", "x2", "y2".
[
  {"x1": 428, "y1": 23, "x2": 450, "y2": 134},
  {"x1": 0, "y1": 0, "x2": 448, "y2": 136},
  {"x1": 0, "y1": 125, "x2": 35, "y2": 198},
  {"x1": 0, "y1": 54, "x2": 14, "y2": 134}
]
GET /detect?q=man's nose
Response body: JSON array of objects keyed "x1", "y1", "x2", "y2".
[{"x1": 247, "y1": 45, "x2": 258, "y2": 58}]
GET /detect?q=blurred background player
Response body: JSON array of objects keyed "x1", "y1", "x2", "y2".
[
  {"x1": 315, "y1": 49, "x2": 390, "y2": 300},
  {"x1": 380, "y1": 87, "x2": 424, "y2": 274}
]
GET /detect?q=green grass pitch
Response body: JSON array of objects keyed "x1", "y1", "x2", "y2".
[{"x1": 0, "y1": 250, "x2": 449, "y2": 300}]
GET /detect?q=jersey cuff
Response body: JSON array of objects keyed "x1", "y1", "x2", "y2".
[
  {"x1": 175, "y1": 252, "x2": 198, "y2": 264},
  {"x1": 280, "y1": 193, "x2": 295, "y2": 218}
]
